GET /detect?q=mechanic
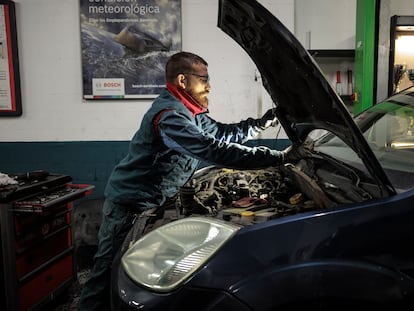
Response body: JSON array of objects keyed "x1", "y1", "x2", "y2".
[{"x1": 78, "y1": 51, "x2": 310, "y2": 311}]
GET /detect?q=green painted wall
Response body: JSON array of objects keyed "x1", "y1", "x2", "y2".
[
  {"x1": 0, "y1": 139, "x2": 288, "y2": 199},
  {"x1": 0, "y1": 141, "x2": 129, "y2": 200}
]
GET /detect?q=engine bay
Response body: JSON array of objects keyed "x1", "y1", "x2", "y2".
[{"x1": 176, "y1": 157, "x2": 381, "y2": 226}]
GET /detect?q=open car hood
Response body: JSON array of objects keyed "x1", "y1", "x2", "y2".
[{"x1": 218, "y1": 0, "x2": 394, "y2": 195}]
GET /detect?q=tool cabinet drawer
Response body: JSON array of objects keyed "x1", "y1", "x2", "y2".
[{"x1": 18, "y1": 254, "x2": 74, "y2": 311}]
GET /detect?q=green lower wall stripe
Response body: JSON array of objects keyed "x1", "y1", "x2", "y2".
[{"x1": 0, "y1": 139, "x2": 289, "y2": 199}]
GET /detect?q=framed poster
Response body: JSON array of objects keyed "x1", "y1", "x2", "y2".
[
  {"x1": 79, "y1": 0, "x2": 182, "y2": 99},
  {"x1": 0, "y1": 0, "x2": 21, "y2": 116}
]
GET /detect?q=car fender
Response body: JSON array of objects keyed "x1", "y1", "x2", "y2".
[{"x1": 228, "y1": 259, "x2": 414, "y2": 310}]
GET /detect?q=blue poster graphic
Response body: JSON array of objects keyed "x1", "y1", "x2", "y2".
[{"x1": 80, "y1": 0, "x2": 182, "y2": 99}]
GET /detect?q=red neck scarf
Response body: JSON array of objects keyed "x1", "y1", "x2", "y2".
[{"x1": 166, "y1": 81, "x2": 207, "y2": 117}]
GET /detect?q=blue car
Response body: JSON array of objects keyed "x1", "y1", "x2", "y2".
[{"x1": 111, "y1": 0, "x2": 414, "y2": 309}]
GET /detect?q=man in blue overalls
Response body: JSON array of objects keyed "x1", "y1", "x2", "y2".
[{"x1": 78, "y1": 51, "x2": 309, "y2": 311}]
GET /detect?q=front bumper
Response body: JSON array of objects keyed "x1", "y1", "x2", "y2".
[{"x1": 110, "y1": 258, "x2": 252, "y2": 311}]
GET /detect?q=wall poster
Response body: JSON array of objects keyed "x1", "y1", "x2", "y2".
[
  {"x1": 80, "y1": 0, "x2": 182, "y2": 99},
  {"x1": 0, "y1": 0, "x2": 21, "y2": 116}
]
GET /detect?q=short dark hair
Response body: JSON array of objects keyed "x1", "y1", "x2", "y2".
[{"x1": 165, "y1": 51, "x2": 208, "y2": 82}]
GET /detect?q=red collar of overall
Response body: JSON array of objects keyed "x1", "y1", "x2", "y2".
[{"x1": 166, "y1": 81, "x2": 207, "y2": 117}]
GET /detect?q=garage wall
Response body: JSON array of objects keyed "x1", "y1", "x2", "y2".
[
  {"x1": 0, "y1": 0, "x2": 294, "y2": 198},
  {"x1": 0, "y1": 139, "x2": 289, "y2": 200},
  {"x1": 0, "y1": 0, "x2": 293, "y2": 142}
]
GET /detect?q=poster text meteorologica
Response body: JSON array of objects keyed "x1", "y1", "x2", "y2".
[{"x1": 88, "y1": 3, "x2": 160, "y2": 16}]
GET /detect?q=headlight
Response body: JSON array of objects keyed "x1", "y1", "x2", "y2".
[{"x1": 121, "y1": 217, "x2": 239, "y2": 292}]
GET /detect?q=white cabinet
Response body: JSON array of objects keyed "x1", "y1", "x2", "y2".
[{"x1": 294, "y1": 0, "x2": 356, "y2": 50}]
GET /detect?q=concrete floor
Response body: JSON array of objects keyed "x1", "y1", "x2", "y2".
[{"x1": 49, "y1": 268, "x2": 91, "y2": 311}]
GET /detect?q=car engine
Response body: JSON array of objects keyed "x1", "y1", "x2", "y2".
[
  {"x1": 174, "y1": 157, "x2": 377, "y2": 226},
  {"x1": 122, "y1": 156, "x2": 380, "y2": 250}
]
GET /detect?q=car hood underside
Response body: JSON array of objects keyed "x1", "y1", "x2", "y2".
[{"x1": 217, "y1": 0, "x2": 394, "y2": 196}]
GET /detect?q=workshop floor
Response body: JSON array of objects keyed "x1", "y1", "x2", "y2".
[{"x1": 49, "y1": 268, "x2": 91, "y2": 311}]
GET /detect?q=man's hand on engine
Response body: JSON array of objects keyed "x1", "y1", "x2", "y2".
[
  {"x1": 282, "y1": 142, "x2": 313, "y2": 163},
  {"x1": 258, "y1": 108, "x2": 278, "y2": 129}
]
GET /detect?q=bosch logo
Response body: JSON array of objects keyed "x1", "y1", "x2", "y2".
[{"x1": 104, "y1": 82, "x2": 121, "y2": 87}]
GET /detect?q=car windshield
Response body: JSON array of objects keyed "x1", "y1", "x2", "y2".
[{"x1": 311, "y1": 99, "x2": 414, "y2": 193}]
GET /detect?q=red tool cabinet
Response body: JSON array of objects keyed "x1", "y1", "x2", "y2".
[{"x1": 0, "y1": 173, "x2": 93, "y2": 311}]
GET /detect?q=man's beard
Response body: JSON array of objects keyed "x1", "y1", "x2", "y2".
[{"x1": 187, "y1": 88, "x2": 209, "y2": 108}]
